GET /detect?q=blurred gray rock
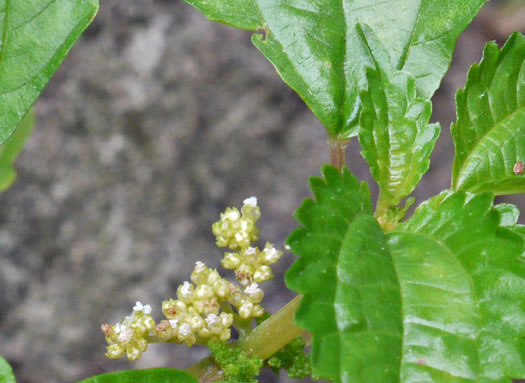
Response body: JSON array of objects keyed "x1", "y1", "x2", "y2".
[{"x1": 0, "y1": 1, "x2": 524, "y2": 382}]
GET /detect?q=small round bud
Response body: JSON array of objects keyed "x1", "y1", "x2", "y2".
[
  {"x1": 213, "y1": 279, "x2": 230, "y2": 298},
  {"x1": 239, "y1": 301, "x2": 254, "y2": 319},
  {"x1": 243, "y1": 247, "x2": 259, "y2": 264},
  {"x1": 242, "y1": 197, "x2": 261, "y2": 221},
  {"x1": 252, "y1": 304, "x2": 265, "y2": 318},
  {"x1": 253, "y1": 265, "x2": 273, "y2": 282},
  {"x1": 106, "y1": 344, "x2": 125, "y2": 359},
  {"x1": 222, "y1": 253, "x2": 241, "y2": 269},
  {"x1": 126, "y1": 347, "x2": 141, "y2": 361},
  {"x1": 191, "y1": 261, "x2": 210, "y2": 285},
  {"x1": 188, "y1": 315, "x2": 204, "y2": 330},
  {"x1": 195, "y1": 284, "x2": 214, "y2": 300},
  {"x1": 177, "y1": 281, "x2": 194, "y2": 303},
  {"x1": 260, "y1": 243, "x2": 283, "y2": 265},
  {"x1": 207, "y1": 269, "x2": 221, "y2": 284},
  {"x1": 178, "y1": 323, "x2": 192, "y2": 338},
  {"x1": 244, "y1": 283, "x2": 264, "y2": 303},
  {"x1": 219, "y1": 328, "x2": 231, "y2": 341},
  {"x1": 219, "y1": 312, "x2": 234, "y2": 328}
]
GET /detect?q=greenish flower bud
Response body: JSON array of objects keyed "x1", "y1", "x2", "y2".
[
  {"x1": 243, "y1": 246, "x2": 259, "y2": 265},
  {"x1": 177, "y1": 281, "x2": 194, "y2": 303},
  {"x1": 221, "y1": 252, "x2": 241, "y2": 269},
  {"x1": 207, "y1": 269, "x2": 221, "y2": 284},
  {"x1": 238, "y1": 300, "x2": 254, "y2": 319},
  {"x1": 244, "y1": 283, "x2": 264, "y2": 303},
  {"x1": 191, "y1": 261, "x2": 210, "y2": 285},
  {"x1": 252, "y1": 304, "x2": 265, "y2": 318},
  {"x1": 195, "y1": 284, "x2": 214, "y2": 300},
  {"x1": 126, "y1": 347, "x2": 141, "y2": 361},
  {"x1": 254, "y1": 265, "x2": 273, "y2": 282},
  {"x1": 219, "y1": 328, "x2": 231, "y2": 341},
  {"x1": 213, "y1": 279, "x2": 230, "y2": 298},
  {"x1": 241, "y1": 197, "x2": 261, "y2": 221},
  {"x1": 189, "y1": 314, "x2": 205, "y2": 330},
  {"x1": 105, "y1": 344, "x2": 125, "y2": 359},
  {"x1": 260, "y1": 242, "x2": 283, "y2": 265},
  {"x1": 219, "y1": 312, "x2": 234, "y2": 328}
]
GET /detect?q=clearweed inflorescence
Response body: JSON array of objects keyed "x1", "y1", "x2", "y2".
[{"x1": 101, "y1": 197, "x2": 284, "y2": 361}]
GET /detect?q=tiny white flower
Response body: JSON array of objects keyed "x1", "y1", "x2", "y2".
[
  {"x1": 205, "y1": 314, "x2": 219, "y2": 327},
  {"x1": 133, "y1": 301, "x2": 144, "y2": 312},
  {"x1": 169, "y1": 319, "x2": 179, "y2": 328},
  {"x1": 245, "y1": 283, "x2": 261, "y2": 295},
  {"x1": 179, "y1": 323, "x2": 192, "y2": 337},
  {"x1": 143, "y1": 304, "x2": 152, "y2": 314},
  {"x1": 284, "y1": 244, "x2": 291, "y2": 251},
  {"x1": 243, "y1": 197, "x2": 257, "y2": 207},
  {"x1": 114, "y1": 323, "x2": 122, "y2": 334},
  {"x1": 195, "y1": 261, "x2": 206, "y2": 273},
  {"x1": 181, "y1": 281, "x2": 192, "y2": 296},
  {"x1": 245, "y1": 247, "x2": 257, "y2": 255}
]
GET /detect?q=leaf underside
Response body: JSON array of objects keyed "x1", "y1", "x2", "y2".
[
  {"x1": 0, "y1": 0, "x2": 99, "y2": 145},
  {"x1": 286, "y1": 166, "x2": 525, "y2": 383},
  {"x1": 452, "y1": 32, "x2": 525, "y2": 195},
  {"x1": 76, "y1": 368, "x2": 198, "y2": 383},
  {"x1": 184, "y1": 0, "x2": 486, "y2": 138}
]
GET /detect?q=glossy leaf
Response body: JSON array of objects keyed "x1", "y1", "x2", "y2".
[
  {"x1": 359, "y1": 61, "x2": 440, "y2": 207},
  {"x1": 0, "y1": 356, "x2": 15, "y2": 383},
  {"x1": 390, "y1": 191, "x2": 525, "y2": 382},
  {"x1": 184, "y1": 0, "x2": 485, "y2": 138},
  {"x1": 76, "y1": 368, "x2": 198, "y2": 383},
  {"x1": 0, "y1": 108, "x2": 34, "y2": 192},
  {"x1": 286, "y1": 167, "x2": 525, "y2": 382},
  {"x1": 451, "y1": 32, "x2": 525, "y2": 194},
  {"x1": 285, "y1": 165, "x2": 400, "y2": 382},
  {"x1": 0, "y1": 0, "x2": 99, "y2": 145}
]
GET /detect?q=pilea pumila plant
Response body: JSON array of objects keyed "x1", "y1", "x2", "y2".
[{"x1": 1, "y1": 1, "x2": 525, "y2": 383}]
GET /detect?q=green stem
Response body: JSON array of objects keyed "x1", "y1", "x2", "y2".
[{"x1": 186, "y1": 295, "x2": 305, "y2": 382}]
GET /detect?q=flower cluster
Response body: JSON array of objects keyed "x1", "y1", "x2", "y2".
[
  {"x1": 157, "y1": 262, "x2": 234, "y2": 346},
  {"x1": 215, "y1": 197, "x2": 283, "y2": 287},
  {"x1": 102, "y1": 302, "x2": 155, "y2": 360},
  {"x1": 102, "y1": 197, "x2": 284, "y2": 361}
]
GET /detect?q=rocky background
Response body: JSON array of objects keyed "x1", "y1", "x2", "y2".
[{"x1": 1, "y1": 1, "x2": 525, "y2": 382}]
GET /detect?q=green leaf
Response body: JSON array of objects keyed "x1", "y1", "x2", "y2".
[
  {"x1": 286, "y1": 166, "x2": 397, "y2": 382},
  {"x1": 76, "y1": 368, "x2": 198, "y2": 383},
  {"x1": 390, "y1": 192, "x2": 525, "y2": 382},
  {"x1": 0, "y1": 356, "x2": 16, "y2": 383},
  {"x1": 359, "y1": 61, "x2": 440, "y2": 207},
  {"x1": 0, "y1": 108, "x2": 34, "y2": 192},
  {"x1": 286, "y1": 168, "x2": 525, "y2": 382},
  {"x1": 0, "y1": 0, "x2": 99, "y2": 145},
  {"x1": 451, "y1": 32, "x2": 525, "y2": 195},
  {"x1": 184, "y1": 0, "x2": 485, "y2": 137}
]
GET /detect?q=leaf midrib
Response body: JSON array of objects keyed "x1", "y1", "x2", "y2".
[
  {"x1": 394, "y1": 229, "x2": 482, "y2": 381},
  {"x1": 454, "y1": 103, "x2": 525, "y2": 189}
]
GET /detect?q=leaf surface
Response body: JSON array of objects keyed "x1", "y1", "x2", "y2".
[
  {"x1": 0, "y1": 356, "x2": 15, "y2": 383},
  {"x1": 285, "y1": 166, "x2": 402, "y2": 382},
  {"x1": 76, "y1": 368, "x2": 198, "y2": 383},
  {"x1": 0, "y1": 108, "x2": 34, "y2": 191},
  {"x1": 286, "y1": 167, "x2": 525, "y2": 382},
  {"x1": 184, "y1": 0, "x2": 485, "y2": 137},
  {"x1": 0, "y1": 0, "x2": 99, "y2": 145},
  {"x1": 452, "y1": 32, "x2": 525, "y2": 194},
  {"x1": 359, "y1": 60, "x2": 440, "y2": 207}
]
